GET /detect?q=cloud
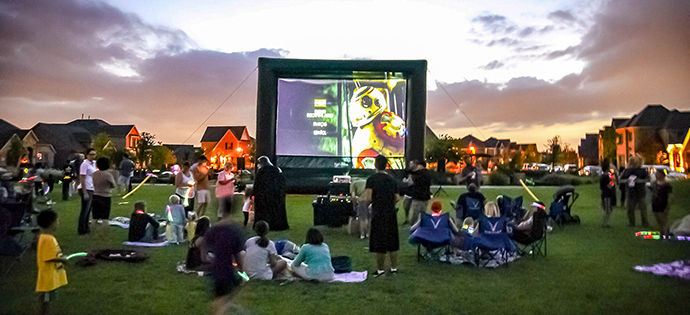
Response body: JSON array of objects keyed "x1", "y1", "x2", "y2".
[
  {"x1": 430, "y1": 0, "x2": 690, "y2": 145},
  {"x1": 548, "y1": 10, "x2": 577, "y2": 24},
  {"x1": 486, "y1": 37, "x2": 520, "y2": 47},
  {"x1": 0, "y1": 0, "x2": 284, "y2": 143},
  {"x1": 479, "y1": 60, "x2": 505, "y2": 70},
  {"x1": 518, "y1": 27, "x2": 535, "y2": 38}
]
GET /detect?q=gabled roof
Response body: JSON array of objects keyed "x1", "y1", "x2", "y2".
[
  {"x1": 611, "y1": 118, "x2": 628, "y2": 129},
  {"x1": 624, "y1": 104, "x2": 671, "y2": 127},
  {"x1": 484, "y1": 137, "x2": 498, "y2": 147},
  {"x1": 0, "y1": 119, "x2": 20, "y2": 147},
  {"x1": 31, "y1": 123, "x2": 91, "y2": 154},
  {"x1": 96, "y1": 125, "x2": 135, "y2": 137},
  {"x1": 663, "y1": 111, "x2": 690, "y2": 130},
  {"x1": 66, "y1": 119, "x2": 110, "y2": 133},
  {"x1": 459, "y1": 135, "x2": 485, "y2": 148},
  {"x1": 200, "y1": 126, "x2": 248, "y2": 143}
]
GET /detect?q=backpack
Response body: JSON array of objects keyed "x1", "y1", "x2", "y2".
[{"x1": 331, "y1": 256, "x2": 352, "y2": 274}]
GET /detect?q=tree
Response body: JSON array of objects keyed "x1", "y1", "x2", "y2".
[
  {"x1": 150, "y1": 146, "x2": 175, "y2": 170},
  {"x1": 601, "y1": 127, "x2": 618, "y2": 164},
  {"x1": 6, "y1": 135, "x2": 27, "y2": 167},
  {"x1": 134, "y1": 132, "x2": 160, "y2": 170},
  {"x1": 91, "y1": 132, "x2": 115, "y2": 159},
  {"x1": 544, "y1": 135, "x2": 566, "y2": 166},
  {"x1": 425, "y1": 134, "x2": 465, "y2": 170}
]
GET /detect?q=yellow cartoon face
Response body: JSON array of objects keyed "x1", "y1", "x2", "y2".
[{"x1": 349, "y1": 86, "x2": 388, "y2": 128}]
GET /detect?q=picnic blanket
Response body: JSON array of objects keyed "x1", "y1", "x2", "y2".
[
  {"x1": 109, "y1": 217, "x2": 130, "y2": 229},
  {"x1": 331, "y1": 271, "x2": 367, "y2": 283},
  {"x1": 634, "y1": 260, "x2": 690, "y2": 281}
]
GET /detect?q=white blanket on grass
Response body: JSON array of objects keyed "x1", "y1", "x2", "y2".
[{"x1": 123, "y1": 241, "x2": 169, "y2": 247}]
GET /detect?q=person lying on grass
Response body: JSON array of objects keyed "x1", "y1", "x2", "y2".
[
  {"x1": 291, "y1": 227, "x2": 334, "y2": 282},
  {"x1": 128, "y1": 201, "x2": 160, "y2": 243},
  {"x1": 243, "y1": 220, "x2": 287, "y2": 280}
]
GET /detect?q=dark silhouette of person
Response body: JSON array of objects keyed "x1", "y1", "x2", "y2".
[{"x1": 252, "y1": 156, "x2": 289, "y2": 231}]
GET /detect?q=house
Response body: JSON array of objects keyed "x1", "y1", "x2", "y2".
[
  {"x1": 0, "y1": 118, "x2": 141, "y2": 168},
  {"x1": 578, "y1": 133, "x2": 599, "y2": 167},
  {"x1": 614, "y1": 105, "x2": 690, "y2": 169},
  {"x1": 163, "y1": 144, "x2": 198, "y2": 164},
  {"x1": 200, "y1": 126, "x2": 254, "y2": 169},
  {"x1": 458, "y1": 135, "x2": 486, "y2": 155}
]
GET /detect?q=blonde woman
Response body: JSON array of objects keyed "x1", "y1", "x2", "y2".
[
  {"x1": 620, "y1": 154, "x2": 650, "y2": 227},
  {"x1": 484, "y1": 201, "x2": 500, "y2": 218}
]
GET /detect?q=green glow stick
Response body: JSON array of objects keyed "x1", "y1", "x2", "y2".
[
  {"x1": 66, "y1": 252, "x2": 88, "y2": 260},
  {"x1": 238, "y1": 271, "x2": 249, "y2": 281}
]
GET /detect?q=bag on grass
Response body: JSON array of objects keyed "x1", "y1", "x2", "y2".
[{"x1": 331, "y1": 256, "x2": 352, "y2": 274}]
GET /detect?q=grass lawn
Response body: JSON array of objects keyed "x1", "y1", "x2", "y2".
[{"x1": 2, "y1": 181, "x2": 690, "y2": 314}]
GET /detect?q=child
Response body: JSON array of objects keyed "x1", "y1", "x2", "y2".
[
  {"x1": 291, "y1": 228, "x2": 334, "y2": 282},
  {"x1": 36, "y1": 210, "x2": 68, "y2": 315},
  {"x1": 244, "y1": 220, "x2": 287, "y2": 280},
  {"x1": 651, "y1": 170, "x2": 672, "y2": 237},
  {"x1": 166, "y1": 195, "x2": 187, "y2": 244},
  {"x1": 204, "y1": 211, "x2": 245, "y2": 315},
  {"x1": 599, "y1": 159, "x2": 615, "y2": 227},
  {"x1": 92, "y1": 157, "x2": 116, "y2": 237},
  {"x1": 186, "y1": 216, "x2": 211, "y2": 270},
  {"x1": 128, "y1": 201, "x2": 160, "y2": 242},
  {"x1": 242, "y1": 187, "x2": 254, "y2": 228}
]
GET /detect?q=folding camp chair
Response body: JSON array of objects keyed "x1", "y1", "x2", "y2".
[
  {"x1": 409, "y1": 213, "x2": 454, "y2": 262},
  {"x1": 474, "y1": 216, "x2": 515, "y2": 267},
  {"x1": 497, "y1": 195, "x2": 525, "y2": 224},
  {"x1": 513, "y1": 209, "x2": 547, "y2": 258},
  {"x1": 455, "y1": 196, "x2": 484, "y2": 221}
]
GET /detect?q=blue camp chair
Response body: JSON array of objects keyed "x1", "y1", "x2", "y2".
[
  {"x1": 456, "y1": 196, "x2": 484, "y2": 221},
  {"x1": 497, "y1": 195, "x2": 525, "y2": 224},
  {"x1": 473, "y1": 215, "x2": 516, "y2": 267},
  {"x1": 410, "y1": 212, "x2": 454, "y2": 262}
]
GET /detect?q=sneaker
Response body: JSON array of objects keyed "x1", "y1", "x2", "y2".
[
  {"x1": 389, "y1": 268, "x2": 398, "y2": 274},
  {"x1": 360, "y1": 235, "x2": 365, "y2": 239},
  {"x1": 373, "y1": 270, "x2": 385, "y2": 278}
]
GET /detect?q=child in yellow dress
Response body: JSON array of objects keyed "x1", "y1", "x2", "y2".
[{"x1": 36, "y1": 209, "x2": 68, "y2": 315}]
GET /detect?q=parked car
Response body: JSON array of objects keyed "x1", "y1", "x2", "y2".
[
  {"x1": 564, "y1": 164, "x2": 578, "y2": 174},
  {"x1": 580, "y1": 166, "x2": 602, "y2": 176},
  {"x1": 643, "y1": 165, "x2": 687, "y2": 181},
  {"x1": 552, "y1": 165, "x2": 564, "y2": 173}
]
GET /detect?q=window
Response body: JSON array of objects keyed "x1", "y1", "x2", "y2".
[
  {"x1": 224, "y1": 143, "x2": 228, "y2": 150},
  {"x1": 230, "y1": 142, "x2": 234, "y2": 150}
]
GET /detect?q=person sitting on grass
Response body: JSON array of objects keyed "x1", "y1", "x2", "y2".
[
  {"x1": 186, "y1": 216, "x2": 211, "y2": 270},
  {"x1": 166, "y1": 195, "x2": 187, "y2": 244},
  {"x1": 291, "y1": 227, "x2": 334, "y2": 282},
  {"x1": 244, "y1": 220, "x2": 287, "y2": 280},
  {"x1": 128, "y1": 201, "x2": 160, "y2": 243},
  {"x1": 36, "y1": 210, "x2": 68, "y2": 315}
]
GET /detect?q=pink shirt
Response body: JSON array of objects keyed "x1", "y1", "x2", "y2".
[{"x1": 215, "y1": 170, "x2": 235, "y2": 198}]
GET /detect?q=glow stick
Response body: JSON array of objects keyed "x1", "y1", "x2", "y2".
[
  {"x1": 44, "y1": 185, "x2": 50, "y2": 195},
  {"x1": 238, "y1": 271, "x2": 249, "y2": 281},
  {"x1": 183, "y1": 181, "x2": 195, "y2": 207},
  {"x1": 636, "y1": 231, "x2": 659, "y2": 236},
  {"x1": 121, "y1": 175, "x2": 152, "y2": 199},
  {"x1": 66, "y1": 252, "x2": 88, "y2": 260},
  {"x1": 519, "y1": 179, "x2": 539, "y2": 201},
  {"x1": 166, "y1": 205, "x2": 173, "y2": 221}
]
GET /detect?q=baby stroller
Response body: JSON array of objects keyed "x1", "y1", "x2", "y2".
[{"x1": 549, "y1": 186, "x2": 580, "y2": 227}]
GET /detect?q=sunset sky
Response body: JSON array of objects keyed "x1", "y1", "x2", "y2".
[{"x1": 1, "y1": 0, "x2": 689, "y2": 149}]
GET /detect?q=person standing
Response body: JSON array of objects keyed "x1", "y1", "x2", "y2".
[
  {"x1": 61, "y1": 161, "x2": 73, "y2": 201},
  {"x1": 400, "y1": 161, "x2": 415, "y2": 225},
  {"x1": 620, "y1": 154, "x2": 649, "y2": 227},
  {"x1": 216, "y1": 161, "x2": 235, "y2": 221},
  {"x1": 192, "y1": 156, "x2": 211, "y2": 217},
  {"x1": 77, "y1": 149, "x2": 97, "y2": 235},
  {"x1": 404, "y1": 160, "x2": 431, "y2": 224},
  {"x1": 618, "y1": 165, "x2": 626, "y2": 208},
  {"x1": 651, "y1": 170, "x2": 672, "y2": 237},
  {"x1": 459, "y1": 157, "x2": 479, "y2": 189},
  {"x1": 599, "y1": 159, "x2": 615, "y2": 228},
  {"x1": 253, "y1": 156, "x2": 289, "y2": 231},
  {"x1": 204, "y1": 209, "x2": 245, "y2": 315},
  {"x1": 175, "y1": 161, "x2": 195, "y2": 214},
  {"x1": 362, "y1": 155, "x2": 400, "y2": 277},
  {"x1": 118, "y1": 153, "x2": 135, "y2": 195},
  {"x1": 92, "y1": 157, "x2": 116, "y2": 237},
  {"x1": 71, "y1": 153, "x2": 84, "y2": 198}
]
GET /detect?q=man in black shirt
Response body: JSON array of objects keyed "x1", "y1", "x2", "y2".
[
  {"x1": 128, "y1": 202, "x2": 160, "y2": 242},
  {"x1": 455, "y1": 183, "x2": 486, "y2": 220},
  {"x1": 403, "y1": 160, "x2": 431, "y2": 223},
  {"x1": 363, "y1": 155, "x2": 400, "y2": 277}
]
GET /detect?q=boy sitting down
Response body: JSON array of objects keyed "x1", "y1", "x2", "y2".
[
  {"x1": 36, "y1": 210, "x2": 68, "y2": 315},
  {"x1": 128, "y1": 201, "x2": 160, "y2": 243}
]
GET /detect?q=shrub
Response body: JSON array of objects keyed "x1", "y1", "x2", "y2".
[
  {"x1": 487, "y1": 172, "x2": 510, "y2": 186},
  {"x1": 539, "y1": 174, "x2": 595, "y2": 186}
]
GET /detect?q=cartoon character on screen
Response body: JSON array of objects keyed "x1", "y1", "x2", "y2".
[{"x1": 349, "y1": 86, "x2": 406, "y2": 168}]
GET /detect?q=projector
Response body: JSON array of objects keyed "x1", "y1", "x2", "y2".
[{"x1": 332, "y1": 175, "x2": 351, "y2": 183}]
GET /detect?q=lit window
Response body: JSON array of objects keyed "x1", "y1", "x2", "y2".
[{"x1": 37, "y1": 153, "x2": 43, "y2": 160}]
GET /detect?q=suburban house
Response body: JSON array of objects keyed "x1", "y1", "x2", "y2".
[
  {"x1": 0, "y1": 118, "x2": 141, "y2": 168},
  {"x1": 613, "y1": 105, "x2": 690, "y2": 170},
  {"x1": 162, "y1": 144, "x2": 199, "y2": 165},
  {"x1": 578, "y1": 133, "x2": 599, "y2": 167},
  {"x1": 200, "y1": 126, "x2": 254, "y2": 169}
]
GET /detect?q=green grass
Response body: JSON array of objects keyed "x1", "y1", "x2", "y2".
[{"x1": 2, "y1": 181, "x2": 690, "y2": 314}]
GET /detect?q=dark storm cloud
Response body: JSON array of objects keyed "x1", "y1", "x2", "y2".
[
  {"x1": 479, "y1": 60, "x2": 505, "y2": 70},
  {"x1": 0, "y1": 0, "x2": 284, "y2": 142},
  {"x1": 430, "y1": 0, "x2": 690, "y2": 135}
]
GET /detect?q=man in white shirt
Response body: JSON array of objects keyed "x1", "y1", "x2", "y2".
[{"x1": 78, "y1": 148, "x2": 97, "y2": 235}]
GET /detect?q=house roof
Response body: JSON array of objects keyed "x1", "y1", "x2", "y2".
[
  {"x1": 200, "y1": 126, "x2": 248, "y2": 143},
  {"x1": 96, "y1": 125, "x2": 135, "y2": 137},
  {"x1": 31, "y1": 123, "x2": 92, "y2": 154},
  {"x1": 66, "y1": 119, "x2": 111, "y2": 133},
  {"x1": 0, "y1": 119, "x2": 20, "y2": 147},
  {"x1": 624, "y1": 104, "x2": 671, "y2": 127},
  {"x1": 611, "y1": 118, "x2": 628, "y2": 128},
  {"x1": 459, "y1": 135, "x2": 485, "y2": 148}
]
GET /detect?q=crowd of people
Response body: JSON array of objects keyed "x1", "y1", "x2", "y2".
[{"x1": 8, "y1": 147, "x2": 685, "y2": 315}]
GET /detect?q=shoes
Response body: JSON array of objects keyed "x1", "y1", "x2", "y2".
[
  {"x1": 389, "y1": 268, "x2": 398, "y2": 274},
  {"x1": 360, "y1": 235, "x2": 365, "y2": 239},
  {"x1": 373, "y1": 270, "x2": 385, "y2": 278}
]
